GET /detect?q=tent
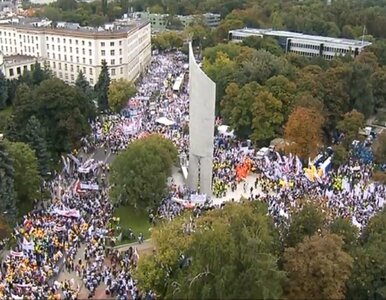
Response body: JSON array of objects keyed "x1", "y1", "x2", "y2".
[
  {"x1": 156, "y1": 117, "x2": 175, "y2": 126},
  {"x1": 217, "y1": 125, "x2": 234, "y2": 137}
]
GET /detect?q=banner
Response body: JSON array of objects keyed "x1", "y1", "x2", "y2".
[
  {"x1": 10, "y1": 251, "x2": 24, "y2": 257},
  {"x1": 51, "y1": 207, "x2": 81, "y2": 218},
  {"x1": 80, "y1": 183, "x2": 99, "y2": 191},
  {"x1": 171, "y1": 197, "x2": 195, "y2": 208},
  {"x1": 21, "y1": 238, "x2": 34, "y2": 251},
  {"x1": 54, "y1": 225, "x2": 66, "y2": 232},
  {"x1": 190, "y1": 194, "x2": 206, "y2": 204}
]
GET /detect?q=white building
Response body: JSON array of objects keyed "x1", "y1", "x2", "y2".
[
  {"x1": 0, "y1": 51, "x2": 44, "y2": 79},
  {"x1": 0, "y1": 17, "x2": 151, "y2": 85},
  {"x1": 229, "y1": 28, "x2": 372, "y2": 60}
]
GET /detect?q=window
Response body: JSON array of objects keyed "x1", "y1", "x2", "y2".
[
  {"x1": 76, "y1": 66, "x2": 80, "y2": 72},
  {"x1": 89, "y1": 59, "x2": 92, "y2": 65},
  {"x1": 71, "y1": 74, "x2": 74, "y2": 81},
  {"x1": 83, "y1": 67, "x2": 86, "y2": 73},
  {"x1": 64, "y1": 46, "x2": 66, "y2": 52},
  {"x1": 90, "y1": 78, "x2": 94, "y2": 84},
  {"x1": 110, "y1": 49, "x2": 115, "y2": 56},
  {"x1": 64, "y1": 64, "x2": 67, "y2": 71},
  {"x1": 65, "y1": 74, "x2": 68, "y2": 80},
  {"x1": 63, "y1": 38, "x2": 66, "y2": 43},
  {"x1": 16, "y1": 67, "x2": 21, "y2": 75},
  {"x1": 89, "y1": 49, "x2": 92, "y2": 56},
  {"x1": 119, "y1": 58, "x2": 122, "y2": 64},
  {"x1": 47, "y1": 44, "x2": 49, "y2": 50},
  {"x1": 75, "y1": 40, "x2": 78, "y2": 45},
  {"x1": 111, "y1": 68, "x2": 115, "y2": 76},
  {"x1": 83, "y1": 57, "x2": 86, "y2": 64},
  {"x1": 70, "y1": 56, "x2": 73, "y2": 62},
  {"x1": 82, "y1": 48, "x2": 85, "y2": 55},
  {"x1": 110, "y1": 42, "x2": 114, "y2": 46},
  {"x1": 82, "y1": 40, "x2": 85, "y2": 46},
  {"x1": 69, "y1": 39, "x2": 72, "y2": 44},
  {"x1": 9, "y1": 68, "x2": 14, "y2": 76},
  {"x1": 58, "y1": 54, "x2": 61, "y2": 60},
  {"x1": 58, "y1": 63, "x2": 61, "y2": 70},
  {"x1": 58, "y1": 45, "x2": 61, "y2": 51},
  {"x1": 70, "y1": 47, "x2": 72, "y2": 53},
  {"x1": 101, "y1": 42, "x2": 105, "y2": 47},
  {"x1": 53, "y1": 53, "x2": 55, "y2": 59},
  {"x1": 120, "y1": 67, "x2": 123, "y2": 74},
  {"x1": 76, "y1": 48, "x2": 79, "y2": 54},
  {"x1": 76, "y1": 57, "x2": 79, "y2": 63},
  {"x1": 89, "y1": 68, "x2": 93, "y2": 75},
  {"x1": 111, "y1": 59, "x2": 115, "y2": 65},
  {"x1": 70, "y1": 65, "x2": 74, "y2": 72},
  {"x1": 53, "y1": 62, "x2": 56, "y2": 68},
  {"x1": 64, "y1": 55, "x2": 67, "y2": 61},
  {"x1": 119, "y1": 41, "x2": 122, "y2": 46},
  {"x1": 119, "y1": 49, "x2": 122, "y2": 55},
  {"x1": 88, "y1": 41, "x2": 91, "y2": 47},
  {"x1": 101, "y1": 50, "x2": 105, "y2": 56}
]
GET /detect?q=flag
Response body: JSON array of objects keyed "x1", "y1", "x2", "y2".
[{"x1": 295, "y1": 156, "x2": 302, "y2": 175}]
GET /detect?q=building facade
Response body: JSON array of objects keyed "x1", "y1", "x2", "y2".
[
  {"x1": 0, "y1": 17, "x2": 151, "y2": 84},
  {"x1": 187, "y1": 43, "x2": 216, "y2": 196},
  {"x1": 0, "y1": 51, "x2": 44, "y2": 79},
  {"x1": 229, "y1": 28, "x2": 372, "y2": 59},
  {"x1": 132, "y1": 12, "x2": 221, "y2": 32}
]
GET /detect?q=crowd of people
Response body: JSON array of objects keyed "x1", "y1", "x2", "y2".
[{"x1": 1, "y1": 50, "x2": 386, "y2": 299}]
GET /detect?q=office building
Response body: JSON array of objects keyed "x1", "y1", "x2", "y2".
[
  {"x1": 229, "y1": 28, "x2": 372, "y2": 59},
  {"x1": 0, "y1": 17, "x2": 151, "y2": 85},
  {"x1": 131, "y1": 12, "x2": 221, "y2": 32}
]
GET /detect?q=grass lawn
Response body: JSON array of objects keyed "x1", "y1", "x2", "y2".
[{"x1": 113, "y1": 206, "x2": 151, "y2": 241}]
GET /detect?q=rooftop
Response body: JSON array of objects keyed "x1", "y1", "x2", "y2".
[
  {"x1": 230, "y1": 28, "x2": 372, "y2": 47},
  {"x1": 4, "y1": 54, "x2": 37, "y2": 64},
  {"x1": 0, "y1": 17, "x2": 149, "y2": 36}
]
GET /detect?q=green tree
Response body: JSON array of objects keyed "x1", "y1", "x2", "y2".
[
  {"x1": 285, "y1": 202, "x2": 325, "y2": 247},
  {"x1": 348, "y1": 208, "x2": 386, "y2": 299},
  {"x1": 221, "y1": 81, "x2": 257, "y2": 138},
  {"x1": 331, "y1": 144, "x2": 349, "y2": 168},
  {"x1": 4, "y1": 141, "x2": 41, "y2": 208},
  {"x1": 9, "y1": 84, "x2": 36, "y2": 140},
  {"x1": 203, "y1": 51, "x2": 237, "y2": 112},
  {"x1": 242, "y1": 36, "x2": 283, "y2": 56},
  {"x1": 0, "y1": 141, "x2": 17, "y2": 223},
  {"x1": 95, "y1": 60, "x2": 110, "y2": 111},
  {"x1": 235, "y1": 49, "x2": 285, "y2": 85},
  {"x1": 108, "y1": 78, "x2": 137, "y2": 112},
  {"x1": 33, "y1": 78, "x2": 95, "y2": 153},
  {"x1": 23, "y1": 116, "x2": 51, "y2": 177},
  {"x1": 251, "y1": 89, "x2": 284, "y2": 143},
  {"x1": 0, "y1": 71, "x2": 8, "y2": 109},
  {"x1": 283, "y1": 233, "x2": 353, "y2": 300},
  {"x1": 373, "y1": 131, "x2": 386, "y2": 163},
  {"x1": 31, "y1": 61, "x2": 51, "y2": 86},
  {"x1": 337, "y1": 109, "x2": 365, "y2": 146},
  {"x1": 265, "y1": 75, "x2": 296, "y2": 120},
  {"x1": 348, "y1": 60, "x2": 375, "y2": 118},
  {"x1": 75, "y1": 70, "x2": 94, "y2": 100},
  {"x1": 329, "y1": 217, "x2": 358, "y2": 251},
  {"x1": 136, "y1": 202, "x2": 285, "y2": 299},
  {"x1": 109, "y1": 135, "x2": 177, "y2": 209}
]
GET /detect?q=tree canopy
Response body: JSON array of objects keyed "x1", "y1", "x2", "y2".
[
  {"x1": 109, "y1": 135, "x2": 178, "y2": 209},
  {"x1": 283, "y1": 233, "x2": 353, "y2": 300},
  {"x1": 95, "y1": 60, "x2": 110, "y2": 111},
  {"x1": 284, "y1": 107, "x2": 325, "y2": 159},
  {"x1": 4, "y1": 141, "x2": 41, "y2": 209},
  {"x1": 135, "y1": 202, "x2": 285, "y2": 300},
  {"x1": 108, "y1": 78, "x2": 137, "y2": 112}
]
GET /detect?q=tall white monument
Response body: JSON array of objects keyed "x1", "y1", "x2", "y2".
[{"x1": 187, "y1": 43, "x2": 216, "y2": 196}]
